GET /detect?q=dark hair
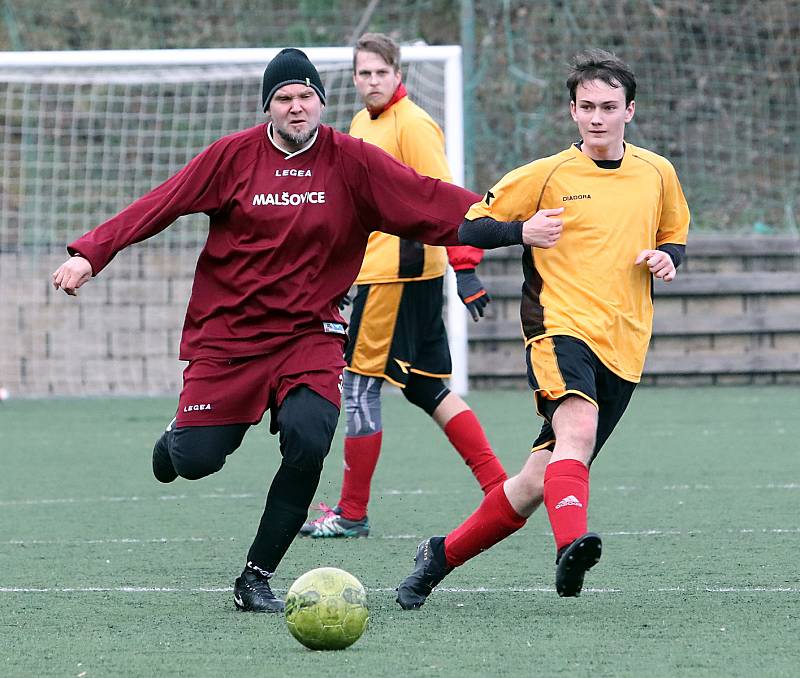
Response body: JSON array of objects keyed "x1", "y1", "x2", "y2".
[
  {"x1": 566, "y1": 49, "x2": 636, "y2": 105},
  {"x1": 353, "y1": 32, "x2": 401, "y2": 73}
]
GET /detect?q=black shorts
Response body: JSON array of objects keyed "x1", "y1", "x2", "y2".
[
  {"x1": 526, "y1": 335, "x2": 637, "y2": 462},
  {"x1": 345, "y1": 277, "x2": 451, "y2": 388}
]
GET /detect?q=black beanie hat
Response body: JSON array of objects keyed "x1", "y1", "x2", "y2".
[{"x1": 261, "y1": 48, "x2": 326, "y2": 111}]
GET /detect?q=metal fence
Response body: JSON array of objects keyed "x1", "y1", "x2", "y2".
[{"x1": 2, "y1": 0, "x2": 798, "y2": 233}]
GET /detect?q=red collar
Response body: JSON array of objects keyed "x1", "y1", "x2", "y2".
[{"x1": 368, "y1": 82, "x2": 408, "y2": 119}]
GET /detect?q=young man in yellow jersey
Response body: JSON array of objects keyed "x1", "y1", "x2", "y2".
[
  {"x1": 300, "y1": 33, "x2": 507, "y2": 539},
  {"x1": 396, "y1": 48, "x2": 690, "y2": 607}
]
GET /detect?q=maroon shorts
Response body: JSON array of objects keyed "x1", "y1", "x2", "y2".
[{"x1": 175, "y1": 333, "x2": 346, "y2": 428}]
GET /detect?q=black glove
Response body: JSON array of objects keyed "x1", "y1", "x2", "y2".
[
  {"x1": 338, "y1": 293, "x2": 352, "y2": 311},
  {"x1": 455, "y1": 269, "x2": 491, "y2": 321}
]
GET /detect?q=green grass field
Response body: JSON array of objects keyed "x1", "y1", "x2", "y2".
[{"x1": 2, "y1": 387, "x2": 799, "y2": 677}]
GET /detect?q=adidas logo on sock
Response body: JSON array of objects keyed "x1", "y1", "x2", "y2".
[{"x1": 555, "y1": 494, "x2": 583, "y2": 509}]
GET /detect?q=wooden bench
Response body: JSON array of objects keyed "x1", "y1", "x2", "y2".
[{"x1": 468, "y1": 235, "x2": 800, "y2": 387}]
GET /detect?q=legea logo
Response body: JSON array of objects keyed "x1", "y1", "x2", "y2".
[{"x1": 183, "y1": 403, "x2": 212, "y2": 412}]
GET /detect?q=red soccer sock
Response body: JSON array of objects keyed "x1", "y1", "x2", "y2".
[
  {"x1": 337, "y1": 432, "x2": 382, "y2": 520},
  {"x1": 444, "y1": 483, "x2": 527, "y2": 567},
  {"x1": 543, "y1": 458, "x2": 590, "y2": 552},
  {"x1": 444, "y1": 410, "x2": 507, "y2": 494}
]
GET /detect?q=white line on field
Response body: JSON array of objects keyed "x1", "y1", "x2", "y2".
[
  {"x1": 606, "y1": 528, "x2": 800, "y2": 535},
  {"x1": 0, "y1": 586, "x2": 797, "y2": 594},
  {"x1": 1, "y1": 482, "x2": 797, "y2": 507},
  {"x1": 2, "y1": 536, "x2": 237, "y2": 546},
  {"x1": 0, "y1": 535, "x2": 421, "y2": 546},
  {"x1": 0, "y1": 493, "x2": 261, "y2": 506},
  {"x1": 381, "y1": 586, "x2": 800, "y2": 594},
  {"x1": 4, "y1": 527, "x2": 798, "y2": 548}
]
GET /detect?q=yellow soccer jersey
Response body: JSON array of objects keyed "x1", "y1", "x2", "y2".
[
  {"x1": 466, "y1": 142, "x2": 690, "y2": 382},
  {"x1": 350, "y1": 96, "x2": 450, "y2": 283}
]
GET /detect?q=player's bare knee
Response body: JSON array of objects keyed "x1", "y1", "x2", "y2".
[
  {"x1": 518, "y1": 465, "x2": 545, "y2": 503},
  {"x1": 513, "y1": 449, "x2": 549, "y2": 502},
  {"x1": 552, "y1": 398, "x2": 597, "y2": 452},
  {"x1": 560, "y1": 426, "x2": 596, "y2": 455}
]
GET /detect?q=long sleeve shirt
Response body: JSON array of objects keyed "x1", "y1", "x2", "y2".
[
  {"x1": 463, "y1": 142, "x2": 690, "y2": 382},
  {"x1": 68, "y1": 123, "x2": 480, "y2": 360}
]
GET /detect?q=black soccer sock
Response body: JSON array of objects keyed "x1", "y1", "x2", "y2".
[{"x1": 246, "y1": 461, "x2": 321, "y2": 573}]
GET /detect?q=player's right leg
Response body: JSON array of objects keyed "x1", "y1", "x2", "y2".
[
  {"x1": 151, "y1": 356, "x2": 258, "y2": 483},
  {"x1": 153, "y1": 420, "x2": 248, "y2": 482},
  {"x1": 396, "y1": 450, "x2": 547, "y2": 609},
  {"x1": 152, "y1": 417, "x2": 179, "y2": 483}
]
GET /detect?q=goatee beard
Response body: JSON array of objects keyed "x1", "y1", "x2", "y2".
[{"x1": 277, "y1": 125, "x2": 317, "y2": 147}]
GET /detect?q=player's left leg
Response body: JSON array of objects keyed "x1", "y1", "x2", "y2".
[
  {"x1": 544, "y1": 395, "x2": 597, "y2": 553},
  {"x1": 235, "y1": 386, "x2": 339, "y2": 613},
  {"x1": 403, "y1": 276, "x2": 507, "y2": 494},
  {"x1": 522, "y1": 334, "x2": 604, "y2": 597},
  {"x1": 403, "y1": 374, "x2": 507, "y2": 494},
  {"x1": 545, "y1": 396, "x2": 602, "y2": 597},
  {"x1": 539, "y1": 338, "x2": 637, "y2": 597},
  {"x1": 549, "y1": 365, "x2": 637, "y2": 593}
]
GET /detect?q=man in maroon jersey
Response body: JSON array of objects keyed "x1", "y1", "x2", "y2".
[{"x1": 51, "y1": 48, "x2": 481, "y2": 613}]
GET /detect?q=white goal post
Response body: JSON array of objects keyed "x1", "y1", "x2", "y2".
[{"x1": 0, "y1": 46, "x2": 470, "y2": 397}]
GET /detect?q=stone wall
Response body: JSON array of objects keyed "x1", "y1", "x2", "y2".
[
  {"x1": 3, "y1": 235, "x2": 799, "y2": 397},
  {"x1": 2, "y1": 247, "x2": 190, "y2": 397}
]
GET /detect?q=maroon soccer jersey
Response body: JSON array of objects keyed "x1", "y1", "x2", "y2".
[{"x1": 68, "y1": 124, "x2": 480, "y2": 359}]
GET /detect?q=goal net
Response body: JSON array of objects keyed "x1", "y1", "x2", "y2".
[{"x1": 0, "y1": 46, "x2": 467, "y2": 398}]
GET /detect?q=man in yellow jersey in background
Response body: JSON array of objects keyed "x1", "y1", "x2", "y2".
[
  {"x1": 300, "y1": 33, "x2": 507, "y2": 538},
  {"x1": 397, "y1": 48, "x2": 690, "y2": 607}
]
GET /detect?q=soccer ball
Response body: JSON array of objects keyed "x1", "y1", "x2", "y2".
[{"x1": 285, "y1": 567, "x2": 369, "y2": 651}]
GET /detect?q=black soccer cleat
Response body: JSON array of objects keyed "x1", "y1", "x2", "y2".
[
  {"x1": 555, "y1": 532, "x2": 602, "y2": 598},
  {"x1": 152, "y1": 430, "x2": 178, "y2": 483},
  {"x1": 233, "y1": 567, "x2": 285, "y2": 613},
  {"x1": 396, "y1": 536, "x2": 452, "y2": 610}
]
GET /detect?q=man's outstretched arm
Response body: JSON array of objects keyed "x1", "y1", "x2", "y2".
[{"x1": 459, "y1": 207, "x2": 565, "y2": 250}]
